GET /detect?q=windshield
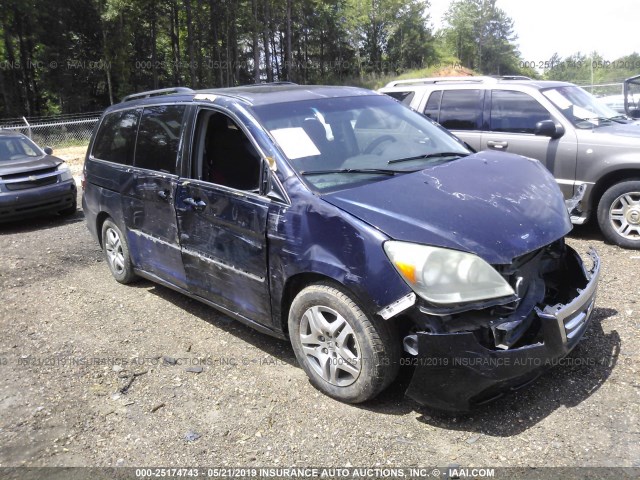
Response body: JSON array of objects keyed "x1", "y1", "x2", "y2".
[
  {"x1": 0, "y1": 135, "x2": 43, "y2": 162},
  {"x1": 542, "y1": 86, "x2": 623, "y2": 128},
  {"x1": 252, "y1": 95, "x2": 470, "y2": 192}
]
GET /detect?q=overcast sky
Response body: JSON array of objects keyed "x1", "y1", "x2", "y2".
[{"x1": 428, "y1": 0, "x2": 638, "y2": 62}]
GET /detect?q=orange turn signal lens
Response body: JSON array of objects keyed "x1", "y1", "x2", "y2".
[{"x1": 395, "y1": 261, "x2": 417, "y2": 284}]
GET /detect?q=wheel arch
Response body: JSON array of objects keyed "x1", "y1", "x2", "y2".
[
  {"x1": 95, "y1": 211, "x2": 111, "y2": 248},
  {"x1": 590, "y1": 169, "x2": 640, "y2": 213},
  {"x1": 279, "y1": 272, "x2": 375, "y2": 337}
]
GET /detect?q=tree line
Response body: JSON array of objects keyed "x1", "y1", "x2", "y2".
[
  {"x1": 0, "y1": 0, "x2": 436, "y2": 117},
  {"x1": 0, "y1": 0, "x2": 636, "y2": 118}
]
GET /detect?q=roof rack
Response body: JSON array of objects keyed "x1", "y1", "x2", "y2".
[
  {"x1": 121, "y1": 87, "x2": 195, "y2": 103},
  {"x1": 384, "y1": 75, "x2": 531, "y2": 88},
  {"x1": 243, "y1": 81, "x2": 298, "y2": 87},
  {"x1": 494, "y1": 75, "x2": 532, "y2": 81}
]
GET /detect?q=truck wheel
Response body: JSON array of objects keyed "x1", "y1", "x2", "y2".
[
  {"x1": 101, "y1": 219, "x2": 137, "y2": 284},
  {"x1": 597, "y1": 181, "x2": 640, "y2": 248},
  {"x1": 288, "y1": 283, "x2": 400, "y2": 403}
]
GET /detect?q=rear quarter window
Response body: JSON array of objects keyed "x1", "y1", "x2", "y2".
[
  {"x1": 424, "y1": 90, "x2": 443, "y2": 120},
  {"x1": 91, "y1": 109, "x2": 141, "y2": 165},
  {"x1": 385, "y1": 91, "x2": 415, "y2": 106}
]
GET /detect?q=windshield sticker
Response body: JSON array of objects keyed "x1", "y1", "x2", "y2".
[
  {"x1": 544, "y1": 90, "x2": 572, "y2": 109},
  {"x1": 573, "y1": 105, "x2": 598, "y2": 124},
  {"x1": 271, "y1": 127, "x2": 321, "y2": 159}
]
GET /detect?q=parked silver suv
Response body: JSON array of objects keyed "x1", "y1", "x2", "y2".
[{"x1": 380, "y1": 76, "x2": 640, "y2": 248}]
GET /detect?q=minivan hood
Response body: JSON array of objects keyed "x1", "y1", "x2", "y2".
[
  {"x1": 0, "y1": 155, "x2": 63, "y2": 177},
  {"x1": 322, "y1": 151, "x2": 571, "y2": 264}
]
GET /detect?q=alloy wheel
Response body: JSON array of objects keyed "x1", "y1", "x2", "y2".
[
  {"x1": 105, "y1": 227, "x2": 126, "y2": 275},
  {"x1": 609, "y1": 191, "x2": 640, "y2": 240},
  {"x1": 299, "y1": 305, "x2": 361, "y2": 387}
]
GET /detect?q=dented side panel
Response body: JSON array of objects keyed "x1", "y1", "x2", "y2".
[
  {"x1": 122, "y1": 170, "x2": 188, "y2": 290},
  {"x1": 266, "y1": 178, "x2": 413, "y2": 328},
  {"x1": 82, "y1": 159, "x2": 129, "y2": 242},
  {"x1": 175, "y1": 181, "x2": 272, "y2": 326}
]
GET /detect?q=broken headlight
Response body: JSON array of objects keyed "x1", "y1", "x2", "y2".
[{"x1": 384, "y1": 241, "x2": 515, "y2": 305}]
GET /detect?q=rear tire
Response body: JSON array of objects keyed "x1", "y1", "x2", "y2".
[
  {"x1": 101, "y1": 219, "x2": 137, "y2": 284},
  {"x1": 288, "y1": 283, "x2": 400, "y2": 403},
  {"x1": 597, "y1": 181, "x2": 640, "y2": 249}
]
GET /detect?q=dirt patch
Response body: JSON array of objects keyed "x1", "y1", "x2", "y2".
[
  {"x1": 432, "y1": 66, "x2": 475, "y2": 77},
  {"x1": 55, "y1": 146, "x2": 88, "y2": 177}
]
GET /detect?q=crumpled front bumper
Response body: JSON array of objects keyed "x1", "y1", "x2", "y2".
[{"x1": 405, "y1": 248, "x2": 601, "y2": 412}]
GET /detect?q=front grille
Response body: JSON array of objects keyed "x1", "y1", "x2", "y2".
[
  {"x1": 1, "y1": 167, "x2": 61, "y2": 191},
  {"x1": 5, "y1": 175, "x2": 58, "y2": 191},
  {"x1": 1, "y1": 167, "x2": 57, "y2": 181}
]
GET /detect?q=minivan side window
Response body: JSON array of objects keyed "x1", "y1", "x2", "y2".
[
  {"x1": 194, "y1": 110, "x2": 261, "y2": 192},
  {"x1": 490, "y1": 90, "x2": 551, "y2": 134},
  {"x1": 134, "y1": 105, "x2": 186, "y2": 174},
  {"x1": 92, "y1": 109, "x2": 141, "y2": 165},
  {"x1": 438, "y1": 90, "x2": 484, "y2": 131}
]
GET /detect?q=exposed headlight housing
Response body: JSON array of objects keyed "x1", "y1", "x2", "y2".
[
  {"x1": 56, "y1": 162, "x2": 73, "y2": 182},
  {"x1": 384, "y1": 241, "x2": 515, "y2": 305}
]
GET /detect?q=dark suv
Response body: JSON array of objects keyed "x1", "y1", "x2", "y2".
[
  {"x1": 83, "y1": 84, "x2": 599, "y2": 411},
  {"x1": 0, "y1": 130, "x2": 77, "y2": 221},
  {"x1": 380, "y1": 76, "x2": 640, "y2": 249}
]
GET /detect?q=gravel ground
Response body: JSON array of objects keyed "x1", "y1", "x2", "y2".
[{"x1": 0, "y1": 194, "x2": 639, "y2": 470}]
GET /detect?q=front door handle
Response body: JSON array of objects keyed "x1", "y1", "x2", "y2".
[
  {"x1": 157, "y1": 190, "x2": 171, "y2": 201},
  {"x1": 184, "y1": 197, "x2": 207, "y2": 212},
  {"x1": 487, "y1": 140, "x2": 508, "y2": 150}
]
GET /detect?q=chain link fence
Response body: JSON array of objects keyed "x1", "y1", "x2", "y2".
[{"x1": 0, "y1": 112, "x2": 101, "y2": 148}]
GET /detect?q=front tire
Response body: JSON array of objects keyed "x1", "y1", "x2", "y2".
[
  {"x1": 101, "y1": 219, "x2": 137, "y2": 284},
  {"x1": 597, "y1": 181, "x2": 640, "y2": 248},
  {"x1": 288, "y1": 283, "x2": 400, "y2": 403}
]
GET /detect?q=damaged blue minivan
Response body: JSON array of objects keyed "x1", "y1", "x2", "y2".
[{"x1": 83, "y1": 84, "x2": 600, "y2": 412}]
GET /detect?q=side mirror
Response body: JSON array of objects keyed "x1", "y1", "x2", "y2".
[
  {"x1": 262, "y1": 159, "x2": 287, "y2": 203},
  {"x1": 534, "y1": 120, "x2": 564, "y2": 139},
  {"x1": 44, "y1": 146, "x2": 54, "y2": 155}
]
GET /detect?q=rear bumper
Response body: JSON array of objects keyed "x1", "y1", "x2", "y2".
[
  {"x1": 0, "y1": 180, "x2": 77, "y2": 221},
  {"x1": 405, "y1": 248, "x2": 601, "y2": 412}
]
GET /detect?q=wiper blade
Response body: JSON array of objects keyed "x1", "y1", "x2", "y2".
[
  {"x1": 300, "y1": 168, "x2": 412, "y2": 176},
  {"x1": 575, "y1": 116, "x2": 613, "y2": 124},
  {"x1": 388, "y1": 151, "x2": 469, "y2": 164}
]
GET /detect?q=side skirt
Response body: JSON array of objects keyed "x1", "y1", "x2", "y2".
[{"x1": 133, "y1": 268, "x2": 287, "y2": 340}]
